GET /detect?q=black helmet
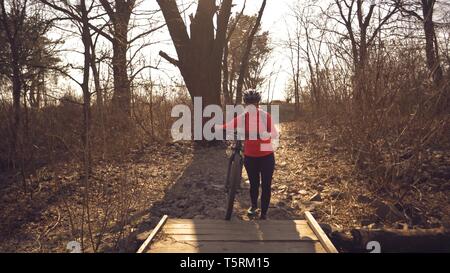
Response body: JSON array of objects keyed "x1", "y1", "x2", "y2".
[{"x1": 243, "y1": 89, "x2": 261, "y2": 104}]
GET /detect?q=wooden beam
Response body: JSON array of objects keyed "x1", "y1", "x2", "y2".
[
  {"x1": 137, "y1": 215, "x2": 169, "y2": 253},
  {"x1": 305, "y1": 211, "x2": 338, "y2": 253}
]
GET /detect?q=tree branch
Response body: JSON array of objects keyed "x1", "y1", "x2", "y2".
[
  {"x1": 128, "y1": 23, "x2": 166, "y2": 44},
  {"x1": 159, "y1": 50, "x2": 179, "y2": 67}
]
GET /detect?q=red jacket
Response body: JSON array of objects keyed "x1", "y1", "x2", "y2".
[{"x1": 219, "y1": 108, "x2": 278, "y2": 158}]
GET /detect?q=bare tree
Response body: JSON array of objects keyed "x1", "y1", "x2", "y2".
[
  {"x1": 332, "y1": 0, "x2": 399, "y2": 103},
  {"x1": 285, "y1": 1, "x2": 329, "y2": 115},
  {"x1": 41, "y1": 0, "x2": 162, "y2": 119},
  {"x1": 223, "y1": 11, "x2": 271, "y2": 104},
  {"x1": 38, "y1": 0, "x2": 97, "y2": 252},
  {"x1": 157, "y1": 0, "x2": 233, "y2": 108},
  {"x1": 235, "y1": 0, "x2": 267, "y2": 104},
  {"x1": 97, "y1": 0, "x2": 134, "y2": 117},
  {"x1": 285, "y1": 4, "x2": 304, "y2": 115},
  {"x1": 222, "y1": 1, "x2": 246, "y2": 105},
  {"x1": 395, "y1": 0, "x2": 444, "y2": 85},
  {"x1": 0, "y1": 0, "x2": 28, "y2": 167}
]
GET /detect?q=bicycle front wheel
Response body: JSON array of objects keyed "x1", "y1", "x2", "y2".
[{"x1": 225, "y1": 153, "x2": 242, "y2": 220}]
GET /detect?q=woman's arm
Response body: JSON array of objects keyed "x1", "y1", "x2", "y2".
[{"x1": 215, "y1": 114, "x2": 243, "y2": 131}]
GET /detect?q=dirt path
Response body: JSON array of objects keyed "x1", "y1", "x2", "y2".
[
  {"x1": 1, "y1": 121, "x2": 448, "y2": 252},
  {"x1": 145, "y1": 120, "x2": 450, "y2": 237},
  {"x1": 146, "y1": 123, "x2": 305, "y2": 223},
  {"x1": 144, "y1": 121, "x2": 361, "y2": 227}
]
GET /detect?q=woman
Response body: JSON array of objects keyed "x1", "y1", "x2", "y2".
[{"x1": 216, "y1": 89, "x2": 278, "y2": 220}]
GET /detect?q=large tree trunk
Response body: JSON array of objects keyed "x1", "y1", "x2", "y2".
[
  {"x1": 353, "y1": 0, "x2": 374, "y2": 107},
  {"x1": 111, "y1": 27, "x2": 131, "y2": 116},
  {"x1": 157, "y1": 0, "x2": 232, "y2": 110},
  {"x1": 99, "y1": 0, "x2": 133, "y2": 118},
  {"x1": 186, "y1": 0, "x2": 221, "y2": 106}
]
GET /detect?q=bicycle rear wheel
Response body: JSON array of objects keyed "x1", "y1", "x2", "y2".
[{"x1": 225, "y1": 153, "x2": 242, "y2": 220}]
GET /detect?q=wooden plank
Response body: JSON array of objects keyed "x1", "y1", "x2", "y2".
[
  {"x1": 164, "y1": 221, "x2": 310, "y2": 229},
  {"x1": 163, "y1": 233, "x2": 317, "y2": 241},
  {"x1": 148, "y1": 240, "x2": 326, "y2": 253},
  {"x1": 164, "y1": 222, "x2": 311, "y2": 229},
  {"x1": 166, "y1": 219, "x2": 308, "y2": 225},
  {"x1": 164, "y1": 225, "x2": 309, "y2": 230},
  {"x1": 163, "y1": 225, "x2": 313, "y2": 232},
  {"x1": 137, "y1": 215, "x2": 169, "y2": 253},
  {"x1": 305, "y1": 211, "x2": 338, "y2": 253},
  {"x1": 139, "y1": 217, "x2": 331, "y2": 253},
  {"x1": 163, "y1": 224, "x2": 311, "y2": 232},
  {"x1": 162, "y1": 227, "x2": 318, "y2": 240}
]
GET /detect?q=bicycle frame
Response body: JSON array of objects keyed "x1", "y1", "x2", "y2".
[
  {"x1": 225, "y1": 138, "x2": 243, "y2": 190},
  {"x1": 224, "y1": 136, "x2": 244, "y2": 220}
]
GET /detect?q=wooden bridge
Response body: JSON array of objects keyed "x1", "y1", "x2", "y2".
[{"x1": 137, "y1": 212, "x2": 338, "y2": 253}]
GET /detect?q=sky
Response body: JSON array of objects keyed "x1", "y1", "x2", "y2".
[
  {"x1": 24, "y1": 0, "x2": 450, "y2": 102},
  {"x1": 55, "y1": 0, "x2": 297, "y2": 101}
]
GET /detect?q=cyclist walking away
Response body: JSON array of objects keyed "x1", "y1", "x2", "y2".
[{"x1": 216, "y1": 89, "x2": 278, "y2": 220}]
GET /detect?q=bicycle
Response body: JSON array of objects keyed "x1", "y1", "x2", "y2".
[{"x1": 222, "y1": 127, "x2": 268, "y2": 220}]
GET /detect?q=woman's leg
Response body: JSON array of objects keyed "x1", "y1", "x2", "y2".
[
  {"x1": 244, "y1": 156, "x2": 260, "y2": 209},
  {"x1": 260, "y1": 153, "x2": 275, "y2": 217}
]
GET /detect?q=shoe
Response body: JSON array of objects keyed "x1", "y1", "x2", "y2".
[
  {"x1": 247, "y1": 207, "x2": 257, "y2": 217},
  {"x1": 259, "y1": 214, "x2": 267, "y2": 220}
]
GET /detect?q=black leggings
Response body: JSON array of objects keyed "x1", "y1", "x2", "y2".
[{"x1": 244, "y1": 153, "x2": 275, "y2": 216}]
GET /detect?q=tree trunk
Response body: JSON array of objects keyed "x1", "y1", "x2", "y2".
[
  {"x1": 90, "y1": 40, "x2": 102, "y2": 116},
  {"x1": 421, "y1": 0, "x2": 443, "y2": 86},
  {"x1": 10, "y1": 48, "x2": 21, "y2": 167},
  {"x1": 111, "y1": 19, "x2": 131, "y2": 117},
  {"x1": 0, "y1": 0, "x2": 26, "y2": 168},
  {"x1": 293, "y1": 81, "x2": 300, "y2": 115},
  {"x1": 353, "y1": 0, "x2": 373, "y2": 107},
  {"x1": 229, "y1": 63, "x2": 236, "y2": 103},
  {"x1": 80, "y1": 0, "x2": 94, "y2": 251},
  {"x1": 98, "y1": 0, "x2": 133, "y2": 118},
  {"x1": 90, "y1": 36, "x2": 106, "y2": 159},
  {"x1": 111, "y1": 36, "x2": 130, "y2": 117},
  {"x1": 157, "y1": 0, "x2": 233, "y2": 133},
  {"x1": 80, "y1": 1, "x2": 92, "y2": 172},
  {"x1": 305, "y1": 39, "x2": 319, "y2": 113},
  {"x1": 222, "y1": 42, "x2": 232, "y2": 105}
]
